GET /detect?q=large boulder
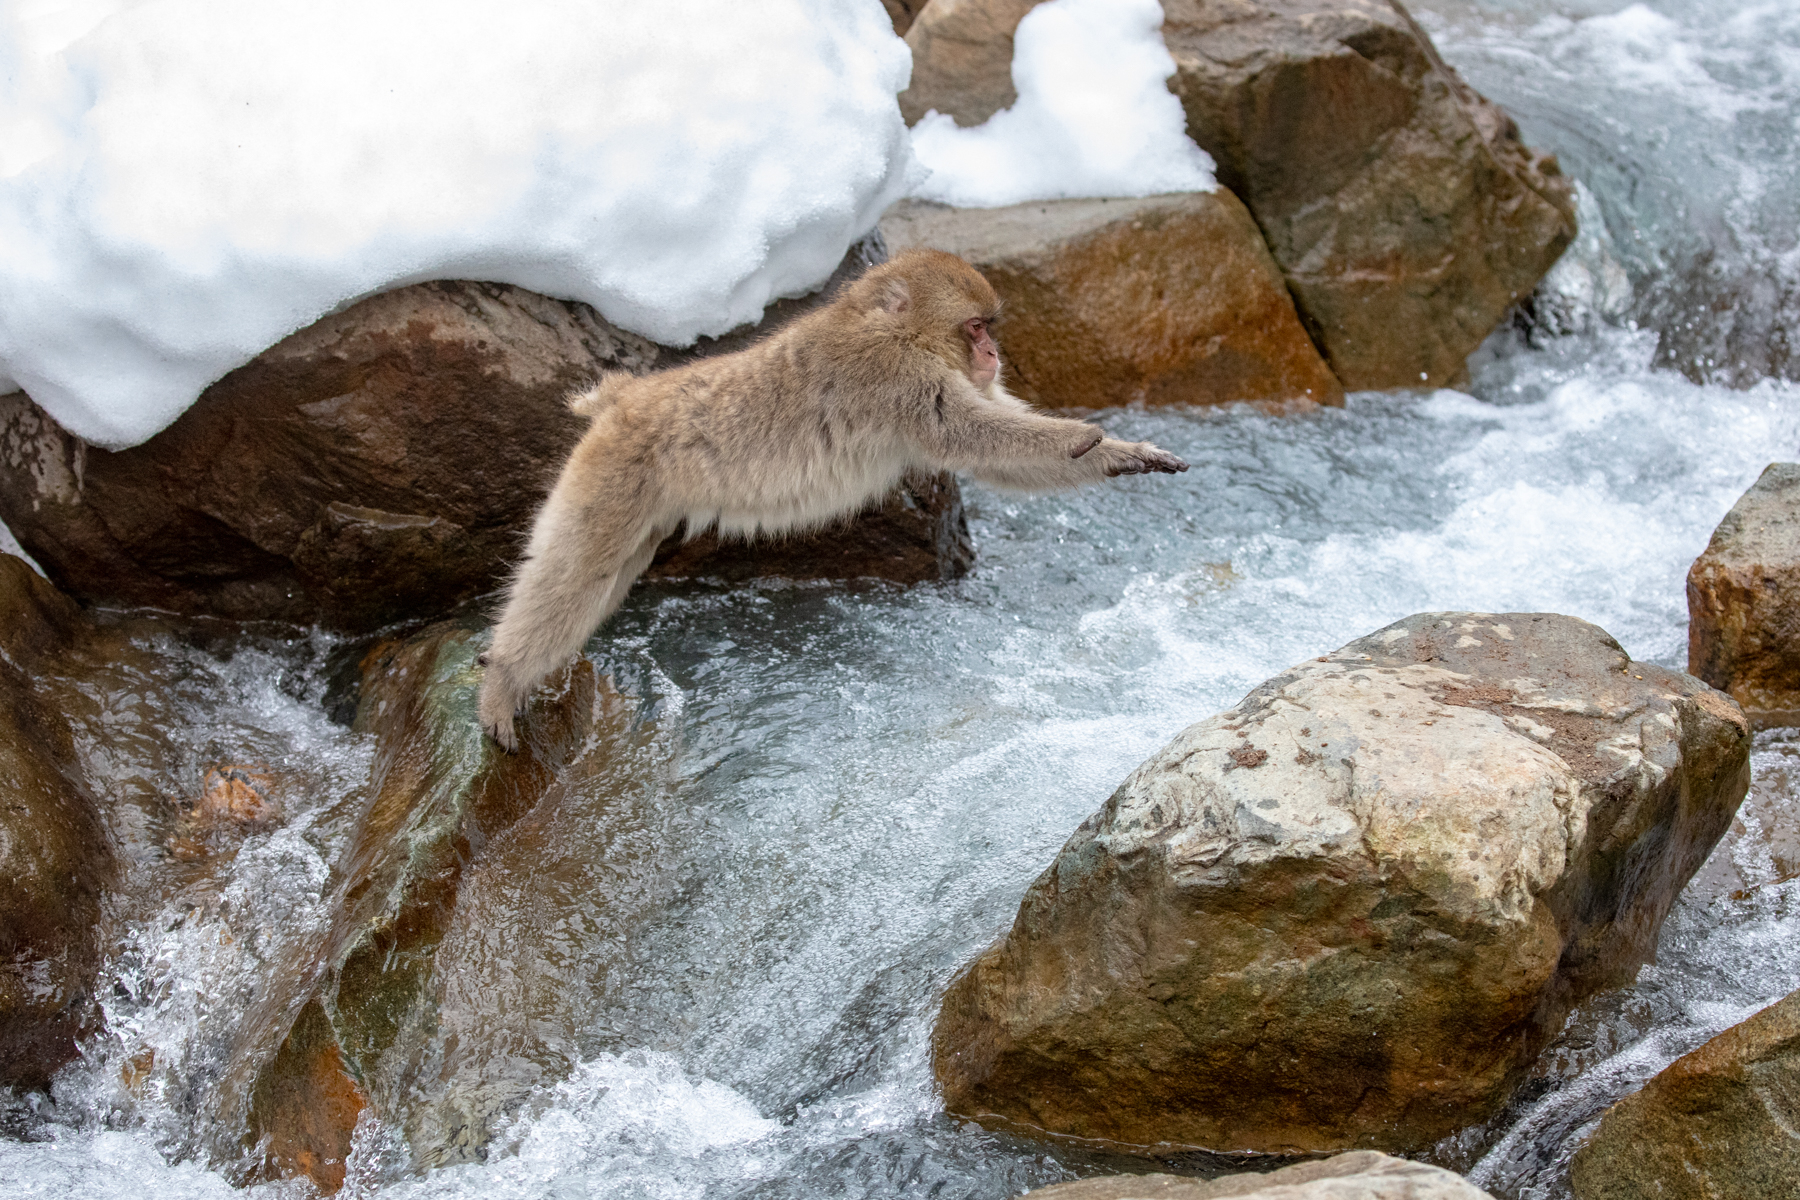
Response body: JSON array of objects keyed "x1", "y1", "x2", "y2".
[
  {"x1": 1161, "y1": 0, "x2": 1576, "y2": 388},
  {"x1": 0, "y1": 240, "x2": 974, "y2": 633},
  {"x1": 0, "y1": 555, "x2": 114, "y2": 1088},
  {"x1": 1025, "y1": 1152, "x2": 1495, "y2": 1199},
  {"x1": 935, "y1": 613, "x2": 1750, "y2": 1154},
  {"x1": 1569, "y1": 987, "x2": 1800, "y2": 1200},
  {"x1": 881, "y1": 193, "x2": 1343, "y2": 409},
  {"x1": 1688, "y1": 463, "x2": 1800, "y2": 729}
]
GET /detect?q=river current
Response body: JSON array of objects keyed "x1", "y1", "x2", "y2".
[{"x1": 4, "y1": 3, "x2": 1800, "y2": 1198}]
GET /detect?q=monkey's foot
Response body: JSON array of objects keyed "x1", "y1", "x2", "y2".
[{"x1": 476, "y1": 666, "x2": 523, "y2": 753}]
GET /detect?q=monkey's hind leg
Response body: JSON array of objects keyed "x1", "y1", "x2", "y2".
[{"x1": 478, "y1": 520, "x2": 669, "y2": 751}]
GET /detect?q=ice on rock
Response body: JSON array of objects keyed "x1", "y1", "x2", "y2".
[
  {"x1": 0, "y1": 0, "x2": 913, "y2": 448},
  {"x1": 909, "y1": 0, "x2": 1216, "y2": 208}
]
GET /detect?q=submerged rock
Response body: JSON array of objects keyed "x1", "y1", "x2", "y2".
[
  {"x1": 935, "y1": 613, "x2": 1749, "y2": 1154},
  {"x1": 1161, "y1": 0, "x2": 1576, "y2": 390},
  {"x1": 0, "y1": 555, "x2": 114, "y2": 1088},
  {"x1": 1688, "y1": 463, "x2": 1800, "y2": 729},
  {"x1": 1025, "y1": 1151, "x2": 1496, "y2": 1198},
  {"x1": 881, "y1": 193, "x2": 1343, "y2": 409},
  {"x1": 1569, "y1": 987, "x2": 1800, "y2": 1200},
  {"x1": 0, "y1": 238, "x2": 972, "y2": 632}
]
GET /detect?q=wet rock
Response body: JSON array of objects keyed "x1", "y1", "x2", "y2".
[
  {"x1": 1569, "y1": 987, "x2": 1800, "y2": 1200},
  {"x1": 880, "y1": 193, "x2": 1343, "y2": 409},
  {"x1": 1025, "y1": 1151, "x2": 1495, "y2": 1198},
  {"x1": 935, "y1": 613, "x2": 1750, "y2": 1154},
  {"x1": 246, "y1": 618, "x2": 606, "y2": 1189},
  {"x1": 0, "y1": 554, "x2": 114, "y2": 1088},
  {"x1": 0, "y1": 237, "x2": 973, "y2": 631},
  {"x1": 1688, "y1": 463, "x2": 1800, "y2": 729},
  {"x1": 1161, "y1": 0, "x2": 1576, "y2": 389},
  {"x1": 898, "y1": 0, "x2": 1041, "y2": 127}
]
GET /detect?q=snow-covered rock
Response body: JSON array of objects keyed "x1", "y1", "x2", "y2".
[{"x1": 0, "y1": 0, "x2": 913, "y2": 449}]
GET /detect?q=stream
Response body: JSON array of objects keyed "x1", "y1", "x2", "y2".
[{"x1": 5, "y1": 2, "x2": 1800, "y2": 1198}]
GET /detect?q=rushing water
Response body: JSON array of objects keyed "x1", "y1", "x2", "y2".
[{"x1": 5, "y1": 3, "x2": 1800, "y2": 1198}]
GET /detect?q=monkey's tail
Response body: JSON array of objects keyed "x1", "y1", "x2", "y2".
[{"x1": 569, "y1": 371, "x2": 631, "y2": 418}]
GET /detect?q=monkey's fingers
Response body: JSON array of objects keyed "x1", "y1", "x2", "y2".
[{"x1": 1141, "y1": 446, "x2": 1189, "y2": 474}]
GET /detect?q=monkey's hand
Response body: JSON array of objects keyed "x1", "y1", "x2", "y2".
[{"x1": 1092, "y1": 438, "x2": 1189, "y2": 477}]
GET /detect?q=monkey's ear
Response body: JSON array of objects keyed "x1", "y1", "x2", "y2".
[{"x1": 879, "y1": 279, "x2": 911, "y2": 315}]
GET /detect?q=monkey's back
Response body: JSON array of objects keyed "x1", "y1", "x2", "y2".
[{"x1": 579, "y1": 311, "x2": 926, "y2": 542}]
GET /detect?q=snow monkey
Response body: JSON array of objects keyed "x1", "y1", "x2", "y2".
[{"x1": 476, "y1": 248, "x2": 1188, "y2": 750}]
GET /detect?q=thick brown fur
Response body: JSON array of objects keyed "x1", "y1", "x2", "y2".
[{"x1": 477, "y1": 249, "x2": 1187, "y2": 749}]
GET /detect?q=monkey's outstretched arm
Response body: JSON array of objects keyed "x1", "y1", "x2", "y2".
[
  {"x1": 916, "y1": 382, "x2": 1187, "y2": 490},
  {"x1": 478, "y1": 446, "x2": 667, "y2": 751}
]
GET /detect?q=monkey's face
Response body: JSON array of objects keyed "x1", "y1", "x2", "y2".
[{"x1": 964, "y1": 316, "x2": 999, "y2": 387}]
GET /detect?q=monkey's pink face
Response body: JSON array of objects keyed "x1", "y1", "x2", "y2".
[{"x1": 965, "y1": 317, "x2": 999, "y2": 387}]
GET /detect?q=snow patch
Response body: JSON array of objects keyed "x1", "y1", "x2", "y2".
[
  {"x1": 0, "y1": 0, "x2": 913, "y2": 448},
  {"x1": 910, "y1": 0, "x2": 1215, "y2": 208}
]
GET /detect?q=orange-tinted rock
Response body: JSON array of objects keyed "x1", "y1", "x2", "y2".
[
  {"x1": 1161, "y1": 0, "x2": 1576, "y2": 389},
  {"x1": 1569, "y1": 988, "x2": 1800, "y2": 1200},
  {"x1": 1688, "y1": 463, "x2": 1800, "y2": 729},
  {"x1": 193, "y1": 765, "x2": 280, "y2": 825},
  {"x1": 936, "y1": 613, "x2": 1749, "y2": 1155},
  {"x1": 881, "y1": 192, "x2": 1342, "y2": 409},
  {"x1": 898, "y1": 0, "x2": 1041, "y2": 126},
  {"x1": 0, "y1": 554, "x2": 114, "y2": 1088},
  {"x1": 249, "y1": 1000, "x2": 369, "y2": 1195}
]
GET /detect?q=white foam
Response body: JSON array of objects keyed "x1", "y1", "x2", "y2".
[
  {"x1": 0, "y1": 0, "x2": 912, "y2": 448},
  {"x1": 909, "y1": 0, "x2": 1216, "y2": 207}
]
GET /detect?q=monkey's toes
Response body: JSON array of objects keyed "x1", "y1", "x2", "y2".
[{"x1": 484, "y1": 718, "x2": 519, "y2": 753}]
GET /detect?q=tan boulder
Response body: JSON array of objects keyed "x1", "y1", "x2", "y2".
[
  {"x1": 1687, "y1": 463, "x2": 1800, "y2": 728},
  {"x1": 881, "y1": 193, "x2": 1342, "y2": 409},
  {"x1": 898, "y1": 0, "x2": 1042, "y2": 126},
  {"x1": 1161, "y1": 0, "x2": 1576, "y2": 388},
  {"x1": 0, "y1": 241, "x2": 973, "y2": 633},
  {"x1": 0, "y1": 554, "x2": 114, "y2": 1087},
  {"x1": 1025, "y1": 1152, "x2": 1495, "y2": 1198},
  {"x1": 1569, "y1": 988, "x2": 1800, "y2": 1200},
  {"x1": 935, "y1": 613, "x2": 1750, "y2": 1154}
]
